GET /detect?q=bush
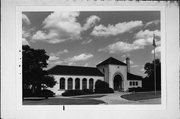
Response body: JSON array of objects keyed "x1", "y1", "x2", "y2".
[
  {"x1": 95, "y1": 80, "x2": 114, "y2": 94},
  {"x1": 82, "y1": 89, "x2": 94, "y2": 94},
  {"x1": 23, "y1": 89, "x2": 55, "y2": 97},
  {"x1": 37, "y1": 89, "x2": 55, "y2": 97},
  {"x1": 129, "y1": 87, "x2": 142, "y2": 92},
  {"x1": 62, "y1": 90, "x2": 86, "y2": 96},
  {"x1": 23, "y1": 89, "x2": 33, "y2": 97}
]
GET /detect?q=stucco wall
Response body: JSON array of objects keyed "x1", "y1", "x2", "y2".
[
  {"x1": 97, "y1": 65, "x2": 109, "y2": 84},
  {"x1": 108, "y1": 64, "x2": 128, "y2": 91},
  {"x1": 127, "y1": 80, "x2": 142, "y2": 88},
  {"x1": 48, "y1": 75, "x2": 104, "y2": 95}
]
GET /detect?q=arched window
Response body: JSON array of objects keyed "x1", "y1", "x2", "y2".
[
  {"x1": 60, "y1": 77, "x2": 65, "y2": 89},
  {"x1": 135, "y1": 82, "x2": 138, "y2": 86},
  {"x1": 82, "y1": 78, "x2": 87, "y2": 89},
  {"x1": 75, "y1": 78, "x2": 80, "y2": 90},
  {"x1": 89, "y1": 78, "x2": 94, "y2": 90},
  {"x1": 133, "y1": 82, "x2": 135, "y2": 86},
  {"x1": 68, "y1": 78, "x2": 73, "y2": 90}
]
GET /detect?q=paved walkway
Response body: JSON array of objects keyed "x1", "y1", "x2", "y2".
[{"x1": 51, "y1": 92, "x2": 161, "y2": 105}]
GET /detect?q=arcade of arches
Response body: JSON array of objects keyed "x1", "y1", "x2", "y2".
[{"x1": 59, "y1": 77, "x2": 95, "y2": 90}]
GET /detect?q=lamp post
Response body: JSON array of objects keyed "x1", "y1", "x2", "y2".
[{"x1": 153, "y1": 34, "x2": 156, "y2": 94}]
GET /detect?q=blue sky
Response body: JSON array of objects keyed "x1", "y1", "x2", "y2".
[{"x1": 22, "y1": 11, "x2": 161, "y2": 77}]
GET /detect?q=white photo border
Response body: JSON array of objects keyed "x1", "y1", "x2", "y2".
[{"x1": 16, "y1": 5, "x2": 166, "y2": 111}]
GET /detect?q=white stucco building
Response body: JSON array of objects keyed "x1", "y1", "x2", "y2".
[{"x1": 48, "y1": 57, "x2": 143, "y2": 95}]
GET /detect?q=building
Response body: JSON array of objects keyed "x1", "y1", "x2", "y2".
[{"x1": 48, "y1": 57, "x2": 143, "y2": 95}]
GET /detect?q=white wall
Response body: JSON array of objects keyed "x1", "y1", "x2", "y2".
[
  {"x1": 127, "y1": 80, "x2": 142, "y2": 88},
  {"x1": 108, "y1": 64, "x2": 128, "y2": 91},
  {"x1": 48, "y1": 75, "x2": 104, "y2": 95}
]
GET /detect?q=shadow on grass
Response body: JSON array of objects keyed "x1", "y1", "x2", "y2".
[
  {"x1": 121, "y1": 91, "x2": 161, "y2": 101},
  {"x1": 23, "y1": 97, "x2": 105, "y2": 105},
  {"x1": 76, "y1": 95, "x2": 106, "y2": 99}
]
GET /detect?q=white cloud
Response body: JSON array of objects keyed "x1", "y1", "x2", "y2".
[
  {"x1": 22, "y1": 38, "x2": 30, "y2": 46},
  {"x1": 81, "y1": 39, "x2": 93, "y2": 45},
  {"x1": 32, "y1": 11, "x2": 82, "y2": 44},
  {"x1": 151, "y1": 46, "x2": 161, "y2": 58},
  {"x1": 84, "y1": 63, "x2": 89, "y2": 67},
  {"x1": 98, "y1": 29, "x2": 161, "y2": 54},
  {"x1": 49, "y1": 55, "x2": 59, "y2": 61},
  {"x1": 131, "y1": 65, "x2": 139, "y2": 68},
  {"x1": 22, "y1": 14, "x2": 31, "y2": 25},
  {"x1": 82, "y1": 15, "x2": 100, "y2": 31},
  {"x1": 134, "y1": 29, "x2": 161, "y2": 49},
  {"x1": 53, "y1": 60, "x2": 64, "y2": 65},
  {"x1": 145, "y1": 20, "x2": 160, "y2": 28},
  {"x1": 135, "y1": 29, "x2": 160, "y2": 39},
  {"x1": 140, "y1": 68, "x2": 145, "y2": 72},
  {"x1": 66, "y1": 53, "x2": 93, "y2": 62},
  {"x1": 98, "y1": 41, "x2": 144, "y2": 53},
  {"x1": 91, "y1": 20, "x2": 143, "y2": 37}
]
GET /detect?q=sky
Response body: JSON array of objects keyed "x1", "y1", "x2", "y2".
[{"x1": 22, "y1": 11, "x2": 161, "y2": 77}]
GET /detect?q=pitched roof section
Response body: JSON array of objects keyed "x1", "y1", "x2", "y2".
[
  {"x1": 48, "y1": 65, "x2": 104, "y2": 76},
  {"x1": 97, "y1": 57, "x2": 127, "y2": 67},
  {"x1": 127, "y1": 73, "x2": 143, "y2": 80}
]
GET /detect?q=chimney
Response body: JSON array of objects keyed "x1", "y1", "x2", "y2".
[{"x1": 126, "y1": 57, "x2": 130, "y2": 73}]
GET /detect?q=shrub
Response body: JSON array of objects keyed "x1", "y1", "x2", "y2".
[
  {"x1": 62, "y1": 90, "x2": 86, "y2": 96},
  {"x1": 129, "y1": 87, "x2": 143, "y2": 92},
  {"x1": 23, "y1": 89, "x2": 33, "y2": 97},
  {"x1": 82, "y1": 89, "x2": 94, "y2": 94},
  {"x1": 95, "y1": 80, "x2": 114, "y2": 94},
  {"x1": 37, "y1": 89, "x2": 55, "y2": 97}
]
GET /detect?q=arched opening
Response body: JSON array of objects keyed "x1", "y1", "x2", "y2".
[
  {"x1": 60, "y1": 77, "x2": 65, "y2": 89},
  {"x1": 75, "y1": 78, "x2": 80, "y2": 90},
  {"x1": 113, "y1": 74, "x2": 122, "y2": 91},
  {"x1": 82, "y1": 78, "x2": 87, "y2": 89},
  {"x1": 89, "y1": 78, "x2": 94, "y2": 90},
  {"x1": 68, "y1": 78, "x2": 73, "y2": 90}
]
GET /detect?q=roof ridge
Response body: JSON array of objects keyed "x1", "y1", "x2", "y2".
[{"x1": 97, "y1": 57, "x2": 126, "y2": 66}]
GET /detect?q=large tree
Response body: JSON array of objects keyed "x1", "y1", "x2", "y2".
[
  {"x1": 143, "y1": 59, "x2": 161, "y2": 91},
  {"x1": 22, "y1": 45, "x2": 56, "y2": 96}
]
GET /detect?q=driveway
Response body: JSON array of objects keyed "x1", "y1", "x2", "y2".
[{"x1": 87, "y1": 92, "x2": 161, "y2": 104}]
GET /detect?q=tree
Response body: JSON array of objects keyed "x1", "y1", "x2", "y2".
[
  {"x1": 143, "y1": 59, "x2": 161, "y2": 91},
  {"x1": 22, "y1": 45, "x2": 56, "y2": 97}
]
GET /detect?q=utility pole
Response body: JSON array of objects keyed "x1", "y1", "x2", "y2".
[{"x1": 153, "y1": 34, "x2": 156, "y2": 94}]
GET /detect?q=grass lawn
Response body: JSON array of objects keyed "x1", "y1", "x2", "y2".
[
  {"x1": 121, "y1": 91, "x2": 161, "y2": 101},
  {"x1": 23, "y1": 97, "x2": 105, "y2": 105}
]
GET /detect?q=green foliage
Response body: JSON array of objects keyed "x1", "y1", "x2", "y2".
[
  {"x1": 95, "y1": 80, "x2": 114, "y2": 93},
  {"x1": 23, "y1": 45, "x2": 56, "y2": 97}
]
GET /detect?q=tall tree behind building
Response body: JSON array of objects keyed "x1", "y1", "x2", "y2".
[{"x1": 143, "y1": 59, "x2": 161, "y2": 91}]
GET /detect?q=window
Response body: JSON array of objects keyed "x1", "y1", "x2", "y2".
[
  {"x1": 103, "y1": 68, "x2": 105, "y2": 73},
  {"x1": 82, "y1": 78, "x2": 87, "y2": 89},
  {"x1": 75, "y1": 78, "x2": 80, "y2": 90},
  {"x1": 60, "y1": 78, "x2": 65, "y2": 89},
  {"x1": 68, "y1": 78, "x2": 73, "y2": 90},
  {"x1": 89, "y1": 78, "x2": 94, "y2": 90},
  {"x1": 130, "y1": 82, "x2": 132, "y2": 86},
  {"x1": 135, "y1": 82, "x2": 138, "y2": 86},
  {"x1": 133, "y1": 82, "x2": 135, "y2": 86}
]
